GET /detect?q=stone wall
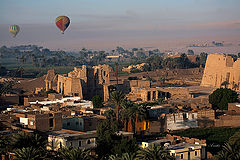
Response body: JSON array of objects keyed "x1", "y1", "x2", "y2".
[
  {"x1": 56, "y1": 64, "x2": 115, "y2": 100},
  {"x1": 201, "y1": 53, "x2": 240, "y2": 90},
  {"x1": 215, "y1": 115, "x2": 240, "y2": 127},
  {"x1": 228, "y1": 103, "x2": 240, "y2": 113},
  {"x1": 126, "y1": 87, "x2": 191, "y2": 102}
]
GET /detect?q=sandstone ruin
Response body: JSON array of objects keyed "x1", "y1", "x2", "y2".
[{"x1": 201, "y1": 53, "x2": 240, "y2": 90}]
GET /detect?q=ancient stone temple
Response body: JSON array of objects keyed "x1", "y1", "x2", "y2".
[
  {"x1": 201, "y1": 53, "x2": 240, "y2": 90},
  {"x1": 45, "y1": 69, "x2": 58, "y2": 91},
  {"x1": 57, "y1": 64, "x2": 115, "y2": 100}
]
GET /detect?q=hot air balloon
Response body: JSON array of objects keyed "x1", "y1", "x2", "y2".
[
  {"x1": 55, "y1": 16, "x2": 70, "y2": 34},
  {"x1": 9, "y1": 25, "x2": 20, "y2": 37}
]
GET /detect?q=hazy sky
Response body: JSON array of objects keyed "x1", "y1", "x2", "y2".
[{"x1": 0, "y1": 0, "x2": 240, "y2": 51}]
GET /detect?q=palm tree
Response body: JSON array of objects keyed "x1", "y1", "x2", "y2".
[
  {"x1": 136, "y1": 145, "x2": 175, "y2": 160},
  {"x1": 15, "y1": 147, "x2": 42, "y2": 160},
  {"x1": 0, "y1": 81, "x2": 14, "y2": 96},
  {"x1": 215, "y1": 143, "x2": 240, "y2": 160},
  {"x1": 115, "y1": 62, "x2": 119, "y2": 85},
  {"x1": 0, "y1": 137, "x2": 9, "y2": 156},
  {"x1": 11, "y1": 132, "x2": 47, "y2": 151},
  {"x1": 58, "y1": 147, "x2": 93, "y2": 160},
  {"x1": 119, "y1": 99, "x2": 133, "y2": 131},
  {"x1": 109, "y1": 153, "x2": 136, "y2": 160},
  {"x1": 110, "y1": 91, "x2": 125, "y2": 121},
  {"x1": 104, "y1": 109, "x2": 116, "y2": 120}
]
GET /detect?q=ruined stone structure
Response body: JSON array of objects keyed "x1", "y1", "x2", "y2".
[
  {"x1": 57, "y1": 65, "x2": 115, "y2": 100},
  {"x1": 127, "y1": 87, "x2": 191, "y2": 102},
  {"x1": 201, "y1": 53, "x2": 240, "y2": 90},
  {"x1": 45, "y1": 69, "x2": 58, "y2": 91}
]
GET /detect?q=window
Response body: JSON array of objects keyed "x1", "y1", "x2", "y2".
[
  {"x1": 49, "y1": 118, "x2": 53, "y2": 127},
  {"x1": 195, "y1": 151, "x2": 197, "y2": 156},
  {"x1": 147, "y1": 92, "x2": 151, "y2": 101},
  {"x1": 87, "y1": 139, "x2": 91, "y2": 144},
  {"x1": 67, "y1": 122, "x2": 70, "y2": 126},
  {"x1": 158, "y1": 91, "x2": 162, "y2": 98},
  {"x1": 181, "y1": 154, "x2": 183, "y2": 159},
  {"x1": 89, "y1": 122, "x2": 92, "y2": 126},
  {"x1": 80, "y1": 122, "x2": 82, "y2": 126},
  {"x1": 152, "y1": 91, "x2": 156, "y2": 100},
  {"x1": 79, "y1": 141, "x2": 82, "y2": 147},
  {"x1": 226, "y1": 72, "x2": 230, "y2": 83},
  {"x1": 76, "y1": 122, "x2": 79, "y2": 125}
]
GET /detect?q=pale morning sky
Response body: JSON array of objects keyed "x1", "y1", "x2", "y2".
[{"x1": 0, "y1": 0, "x2": 240, "y2": 53}]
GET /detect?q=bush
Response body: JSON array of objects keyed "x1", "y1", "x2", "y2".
[
  {"x1": 92, "y1": 95, "x2": 104, "y2": 108},
  {"x1": 209, "y1": 88, "x2": 238, "y2": 110}
]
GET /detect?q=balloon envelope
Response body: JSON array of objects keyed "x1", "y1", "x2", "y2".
[
  {"x1": 55, "y1": 16, "x2": 70, "y2": 34},
  {"x1": 9, "y1": 25, "x2": 20, "y2": 37}
]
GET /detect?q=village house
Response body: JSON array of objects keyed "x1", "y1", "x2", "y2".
[
  {"x1": 47, "y1": 129, "x2": 97, "y2": 151},
  {"x1": 15, "y1": 111, "x2": 62, "y2": 132}
]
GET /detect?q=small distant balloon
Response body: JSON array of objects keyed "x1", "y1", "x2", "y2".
[
  {"x1": 9, "y1": 25, "x2": 20, "y2": 37},
  {"x1": 55, "y1": 16, "x2": 70, "y2": 34}
]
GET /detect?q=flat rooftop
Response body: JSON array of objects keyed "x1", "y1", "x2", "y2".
[{"x1": 47, "y1": 129, "x2": 97, "y2": 139}]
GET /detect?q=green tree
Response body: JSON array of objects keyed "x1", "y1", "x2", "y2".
[
  {"x1": 110, "y1": 91, "x2": 125, "y2": 121},
  {"x1": 104, "y1": 109, "x2": 116, "y2": 120},
  {"x1": 96, "y1": 119, "x2": 138, "y2": 159},
  {"x1": 120, "y1": 100, "x2": 147, "y2": 133},
  {"x1": 46, "y1": 89, "x2": 58, "y2": 94},
  {"x1": 0, "y1": 137, "x2": 9, "y2": 156},
  {"x1": 228, "y1": 131, "x2": 240, "y2": 146},
  {"x1": 15, "y1": 147, "x2": 42, "y2": 160},
  {"x1": 92, "y1": 95, "x2": 104, "y2": 108},
  {"x1": 0, "y1": 81, "x2": 14, "y2": 96},
  {"x1": 214, "y1": 143, "x2": 240, "y2": 160},
  {"x1": 58, "y1": 147, "x2": 93, "y2": 160},
  {"x1": 109, "y1": 153, "x2": 136, "y2": 160},
  {"x1": 11, "y1": 132, "x2": 47, "y2": 152},
  {"x1": 200, "y1": 52, "x2": 208, "y2": 68},
  {"x1": 96, "y1": 119, "x2": 118, "y2": 158},
  {"x1": 136, "y1": 145, "x2": 175, "y2": 160},
  {"x1": 0, "y1": 66, "x2": 7, "y2": 76},
  {"x1": 209, "y1": 88, "x2": 238, "y2": 110}
]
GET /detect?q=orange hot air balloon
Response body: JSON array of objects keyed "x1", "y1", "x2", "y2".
[
  {"x1": 55, "y1": 16, "x2": 70, "y2": 34},
  {"x1": 9, "y1": 25, "x2": 20, "y2": 37}
]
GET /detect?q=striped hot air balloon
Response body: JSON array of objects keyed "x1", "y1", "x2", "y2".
[
  {"x1": 55, "y1": 16, "x2": 70, "y2": 34},
  {"x1": 9, "y1": 25, "x2": 20, "y2": 37}
]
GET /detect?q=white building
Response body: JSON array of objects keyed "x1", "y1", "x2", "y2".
[
  {"x1": 47, "y1": 129, "x2": 96, "y2": 151},
  {"x1": 167, "y1": 143, "x2": 206, "y2": 160},
  {"x1": 29, "y1": 97, "x2": 93, "y2": 109},
  {"x1": 166, "y1": 112, "x2": 198, "y2": 131}
]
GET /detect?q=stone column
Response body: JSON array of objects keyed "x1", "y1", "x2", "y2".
[{"x1": 150, "y1": 91, "x2": 153, "y2": 101}]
